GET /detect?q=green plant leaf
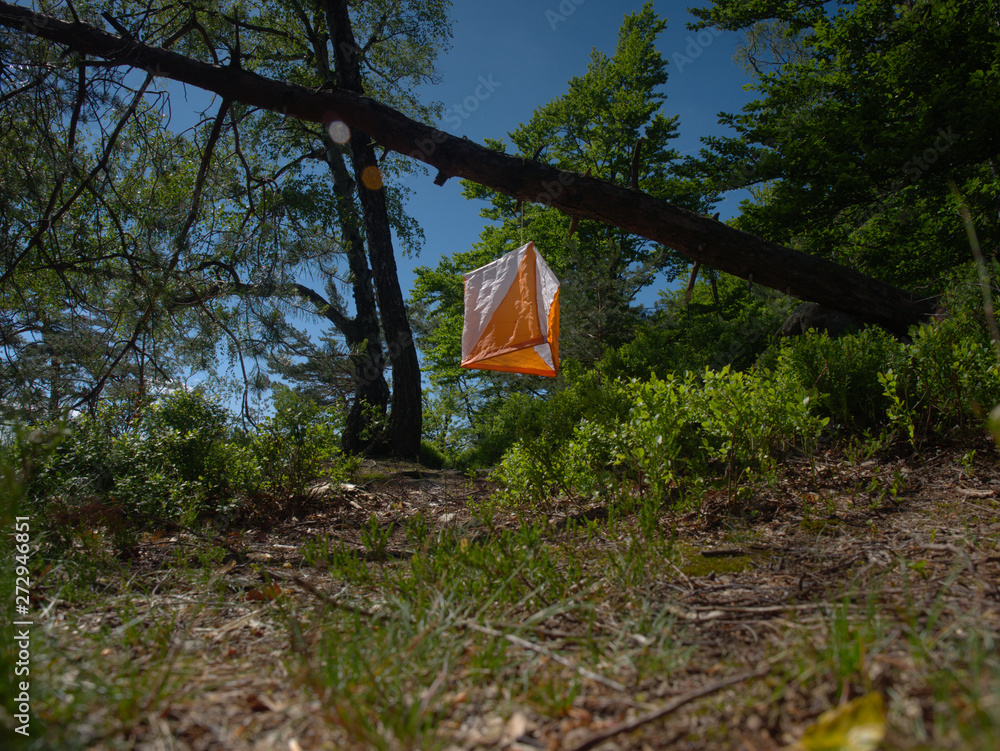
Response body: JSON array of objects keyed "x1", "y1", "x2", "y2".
[
  {"x1": 988, "y1": 404, "x2": 1000, "y2": 448},
  {"x1": 797, "y1": 692, "x2": 886, "y2": 751}
]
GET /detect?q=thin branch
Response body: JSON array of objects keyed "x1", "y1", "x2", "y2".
[
  {"x1": 76, "y1": 97, "x2": 232, "y2": 410},
  {"x1": 565, "y1": 666, "x2": 770, "y2": 751},
  {"x1": 0, "y1": 69, "x2": 33, "y2": 100},
  {"x1": 177, "y1": 98, "x2": 231, "y2": 246},
  {"x1": 289, "y1": 573, "x2": 384, "y2": 620},
  {"x1": 462, "y1": 620, "x2": 627, "y2": 693},
  {"x1": 134, "y1": 513, "x2": 248, "y2": 562}
]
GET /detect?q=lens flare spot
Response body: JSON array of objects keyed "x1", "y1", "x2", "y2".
[
  {"x1": 327, "y1": 120, "x2": 350, "y2": 144},
  {"x1": 361, "y1": 165, "x2": 384, "y2": 190}
]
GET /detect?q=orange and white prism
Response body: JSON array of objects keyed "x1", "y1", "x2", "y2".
[{"x1": 461, "y1": 241, "x2": 560, "y2": 377}]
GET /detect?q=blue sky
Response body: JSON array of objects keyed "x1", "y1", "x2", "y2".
[{"x1": 393, "y1": 0, "x2": 758, "y2": 297}]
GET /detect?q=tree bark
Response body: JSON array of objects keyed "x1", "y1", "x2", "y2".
[
  {"x1": 0, "y1": 2, "x2": 937, "y2": 338},
  {"x1": 320, "y1": 139, "x2": 391, "y2": 456},
  {"x1": 325, "y1": 0, "x2": 422, "y2": 458}
]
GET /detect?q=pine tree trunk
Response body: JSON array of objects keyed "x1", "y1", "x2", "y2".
[
  {"x1": 326, "y1": 0, "x2": 422, "y2": 458},
  {"x1": 322, "y1": 143, "x2": 391, "y2": 455}
]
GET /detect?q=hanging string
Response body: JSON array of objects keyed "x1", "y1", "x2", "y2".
[{"x1": 519, "y1": 201, "x2": 525, "y2": 246}]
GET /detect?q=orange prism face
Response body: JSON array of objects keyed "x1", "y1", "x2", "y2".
[{"x1": 461, "y1": 242, "x2": 560, "y2": 377}]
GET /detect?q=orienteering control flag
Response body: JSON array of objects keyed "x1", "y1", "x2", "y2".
[{"x1": 461, "y1": 242, "x2": 560, "y2": 377}]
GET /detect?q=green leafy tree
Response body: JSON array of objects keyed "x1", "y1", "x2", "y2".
[
  {"x1": 1, "y1": 1, "x2": 452, "y2": 458},
  {"x1": 600, "y1": 271, "x2": 795, "y2": 382},
  {"x1": 412, "y1": 3, "x2": 711, "y2": 455},
  {"x1": 687, "y1": 0, "x2": 1000, "y2": 290},
  {"x1": 0, "y1": 36, "x2": 228, "y2": 427}
]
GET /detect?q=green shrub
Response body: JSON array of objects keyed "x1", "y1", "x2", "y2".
[
  {"x1": 618, "y1": 374, "x2": 700, "y2": 500},
  {"x1": 769, "y1": 327, "x2": 909, "y2": 431},
  {"x1": 24, "y1": 390, "x2": 239, "y2": 544},
  {"x1": 864, "y1": 264, "x2": 1000, "y2": 443},
  {"x1": 493, "y1": 366, "x2": 829, "y2": 509},
  {"x1": 489, "y1": 374, "x2": 633, "y2": 507},
  {"x1": 141, "y1": 388, "x2": 235, "y2": 511},
  {"x1": 247, "y1": 384, "x2": 345, "y2": 496},
  {"x1": 23, "y1": 385, "x2": 348, "y2": 554},
  {"x1": 690, "y1": 366, "x2": 827, "y2": 482},
  {"x1": 419, "y1": 439, "x2": 446, "y2": 469},
  {"x1": 763, "y1": 265, "x2": 1000, "y2": 444},
  {"x1": 456, "y1": 364, "x2": 632, "y2": 469},
  {"x1": 885, "y1": 303, "x2": 1000, "y2": 441}
]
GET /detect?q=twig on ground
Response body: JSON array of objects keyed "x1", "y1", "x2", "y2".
[
  {"x1": 135, "y1": 513, "x2": 248, "y2": 562},
  {"x1": 565, "y1": 665, "x2": 771, "y2": 751},
  {"x1": 288, "y1": 573, "x2": 385, "y2": 621},
  {"x1": 463, "y1": 621, "x2": 627, "y2": 692},
  {"x1": 700, "y1": 547, "x2": 748, "y2": 557}
]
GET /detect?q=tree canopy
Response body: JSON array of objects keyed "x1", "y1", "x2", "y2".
[
  {"x1": 4, "y1": 0, "x2": 983, "y2": 462},
  {"x1": 0, "y1": 0, "x2": 453, "y2": 456},
  {"x1": 688, "y1": 0, "x2": 1000, "y2": 289}
]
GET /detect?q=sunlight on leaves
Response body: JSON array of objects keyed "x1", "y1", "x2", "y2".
[{"x1": 797, "y1": 693, "x2": 886, "y2": 751}]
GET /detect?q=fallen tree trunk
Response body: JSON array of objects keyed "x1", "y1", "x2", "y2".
[{"x1": 0, "y1": 2, "x2": 936, "y2": 335}]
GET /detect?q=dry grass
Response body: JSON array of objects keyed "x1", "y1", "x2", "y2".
[{"x1": 11, "y1": 440, "x2": 1000, "y2": 750}]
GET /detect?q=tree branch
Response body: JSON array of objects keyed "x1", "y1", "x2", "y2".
[{"x1": 0, "y1": 1, "x2": 936, "y2": 334}]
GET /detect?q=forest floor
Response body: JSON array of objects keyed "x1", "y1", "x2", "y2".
[{"x1": 18, "y1": 436, "x2": 1000, "y2": 750}]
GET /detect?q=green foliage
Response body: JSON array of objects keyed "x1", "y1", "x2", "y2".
[
  {"x1": 418, "y1": 439, "x2": 446, "y2": 469},
  {"x1": 360, "y1": 512, "x2": 393, "y2": 561},
  {"x1": 767, "y1": 327, "x2": 909, "y2": 431},
  {"x1": 21, "y1": 385, "x2": 347, "y2": 555},
  {"x1": 688, "y1": 0, "x2": 1000, "y2": 289},
  {"x1": 22, "y1": 390, "x2": 241, "y2": 553},
  {"x1": 493, "y1": 366, "x2": 829, "y2": 509},
  {"x1": 757, "y1": 268, "x2": 1000, "y2": 446},
  {"x1": 459, "y1": 365, "x2": 632, "y2": 472},
  {"x1": 142, "y1": 389, "x2": 235, "y2": 504},
  {"x1": 693, "y1": 366, "x2": 829, "y2": 487},
  {"x1": 879, "y1": 367, "x2": 917, "y2": 446},
  {"x1": 0, "y1": 1, "x2": 454, "y2": 457},
  {"x1": 882, "y1": 306, "x2": 1000, "y2": 443},
  {"x1": 600, "y1": 273, "x2": 795, "y2": 380},
  {"x1": 428, "y1": 272, "x2": 793, "y2": 470},
  {"x1": 247, "y1": 384, "x2": 344, "y2": 497},
  {"x1": 475, "y1": 262, "x2": 1000, "y2": 511}
]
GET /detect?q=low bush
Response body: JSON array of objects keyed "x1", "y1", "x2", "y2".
[
  {"x1": 20, "y1": 385, "x2": 349, "y2": 554},
  {"x1": 884, "y1": 301, "x2": 1000, "y2": 443},
  {"x1": 246, "y1": 384, "x2": 345, "y2": 497},
  {"x1": 418, "y1": 439, "x2": 446, "y2": 469},
  {"x1": 768, "y1": 326, "x2": 909, "y2": 431},
  {"x1": 454, "y1": 364, "x2": 632, "y2": 469},
  {"x1": 760, "y1": 263, "x2": 1000, "y2": 444},
  {"x1": 490, "y1": 263, "x2": 1000, "y2": 511},
  {"x1": 493, "y1": 366, "x2": 829, "y2": 509}
]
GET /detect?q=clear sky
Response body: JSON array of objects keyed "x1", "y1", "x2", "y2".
[{"x1": 392, "y1": 0, "x2": 758, "y2": 297}]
